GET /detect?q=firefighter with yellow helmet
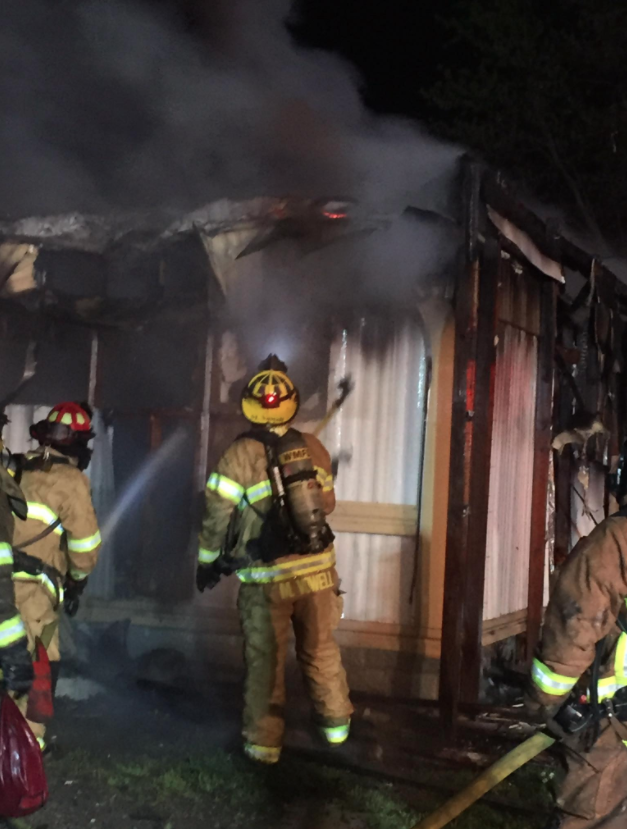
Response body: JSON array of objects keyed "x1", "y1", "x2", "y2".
[
  {"x1": 197, "y1": 355, "x2": 352, "y2": 763},
  {"x1": 11, "y1": 402, "x2": 102, "y2": 749}
]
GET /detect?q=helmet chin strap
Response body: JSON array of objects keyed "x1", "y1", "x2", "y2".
[{"x1": 268, "y1": 424, "x2": 289, "y2": 436}]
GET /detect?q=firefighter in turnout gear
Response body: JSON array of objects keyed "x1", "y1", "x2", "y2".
[
  {"x1": 197, "y1": 356, "x2": 352, "y2": 764},
  {"x1": 526, "y1": 440, "x2": 627, "y2": 828},
  {"x1": 0, "y1": 456, "x2": 33, "y2": 697},
  {"x1": 12, "y1": 402, "x2": 101, "y2": 749}
]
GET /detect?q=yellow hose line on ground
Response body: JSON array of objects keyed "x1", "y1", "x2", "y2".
[{"x1": 412, "y1": 731, "x2": 556, "y2": 829}]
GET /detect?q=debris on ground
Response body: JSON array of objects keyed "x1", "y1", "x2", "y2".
[
  {"x1": 7, "y1": 689, "x2": 557, "y2": 829},
  {"x1": 20, "y1": 744, "x2": 552, "y2": 829}
]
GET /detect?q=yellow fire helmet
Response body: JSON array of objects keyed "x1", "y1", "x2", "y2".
[{"x1": 241, "y1": 356, "x2": 299, "y2": 426}]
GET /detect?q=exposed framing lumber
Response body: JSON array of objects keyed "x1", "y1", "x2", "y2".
[
  {"x1": 458, "y1": 236, "x2": 499, "y2": 703},
  {"x1": 440, "y1": 161, "x2": 499, "y2": 732},
  {"x1": 526, "y1": 278, "x2": 557, "y2": 660}
]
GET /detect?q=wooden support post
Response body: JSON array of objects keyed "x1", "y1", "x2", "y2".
[
  {"x1": 439, "y1": 260, "x2": 479, "y2": 734},
  {"x1": 440, "y1": 160, "x2": 500, "y2": 733},
  {"x1": 526, "y1": 280, "x2": 557, "y2": 661},
  {"x1": 458, "y1": 238, "x2": 499, "y2": 704}
]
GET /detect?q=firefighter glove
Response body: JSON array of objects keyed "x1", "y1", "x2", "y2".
[
  {"x1": 64, "y1": 576, "x2": 88, "y2": 618},
  {"x1": 524, "y1": 685, "x2": 563, "y2": 731},
  {"x1": 0, "y1": 640, "x2": 34, "y2": 695},
  {"x1": 196, "y1": 563, "x2": 221, "y2": 592}
]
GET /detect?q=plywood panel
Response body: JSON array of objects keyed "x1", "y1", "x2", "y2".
[{"x1": 330, "y1": 501, "x2": 418, "y2": 536}]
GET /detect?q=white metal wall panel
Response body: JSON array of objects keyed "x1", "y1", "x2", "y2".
[
  {"x1": 483, "y1": 326, "x2": 538, "y2": 621},
  {"x1": 4, "y1": 404, "x2": 50, "y2": 453},
  {"x1": 322, "y1": 318, "x2": 426, "y2": 506},
  {"x1": 319, "y1": 316, "x2": 427, "y2": 625},
  {"x1": 333, "y1": 532, "x2": 417, "y2": 624}
]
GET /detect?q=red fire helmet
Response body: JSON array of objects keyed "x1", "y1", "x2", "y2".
[{"x1": 46, "y1": 402, "x2": 92, "y2": 433}]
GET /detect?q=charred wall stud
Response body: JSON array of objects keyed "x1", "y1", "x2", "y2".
[
  {"x1": 440, "y1": 162, "x2": 499, "y2": 733},
  {"x1": 526, "y1": 278, "x2": 557, "y2": 661}
]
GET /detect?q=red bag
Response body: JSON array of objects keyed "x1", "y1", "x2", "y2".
[
  {"x1": 0, "y1": 694, "x2": 48, "y2": 817},
  {"x1": 26, "y1": 640, "x2": 54, "y2": 723}
]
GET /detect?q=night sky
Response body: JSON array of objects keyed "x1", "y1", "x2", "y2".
[{"x1": 291, "y1": 1, "x2": 450, "y2": 120}]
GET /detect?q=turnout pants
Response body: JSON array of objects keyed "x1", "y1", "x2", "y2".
[
  {"x1": 557, "y1": 724, "x2": 627, "y2": 828},
  {"x1": 237, "y1": 567, "x2": 353, "y2": 763},
  {"x1": 13, "y1": 582, "x2": 59, "y2": 749}
]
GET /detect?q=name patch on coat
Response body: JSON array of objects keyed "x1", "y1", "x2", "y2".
[{"x1": 278, "y1": 447, "x2": 310, "y2": 465}]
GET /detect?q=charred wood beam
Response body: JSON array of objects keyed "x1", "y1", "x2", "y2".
[
  {"x1": 439, "y1": 262, "x2": 477, "y2": 736},
  {"x1": 482, "y1": 173, "x2": 625, "y2": 306},
  {"x1": 459, "y1": 236, "x2": 499, "y2": 704},
  {"x1": 440, "y1": 169, "x2": 480, "y2": 736},
  {"x1": 526, "y1": 279, "x2": 557, "y2": 661},
  {"x1": 440, "y1": 161, "x2": 499, "y2": 736},
  {"x1": 554, "y1": 350, "x2": 586, "y2": 413}
]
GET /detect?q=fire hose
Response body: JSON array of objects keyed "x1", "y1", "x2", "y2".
[
  {"x1": 411, "y1": 731, "x2": 555, "y2": 829},
  {"x1": 412, "y1": 682, "x2": 627, "y2": 829}
]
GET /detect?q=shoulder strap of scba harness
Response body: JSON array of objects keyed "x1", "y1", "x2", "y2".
[
  {"x1": 235, "y1": 428, "x2": 290, "y2": 518},
  {"x1": 11, "y1": 453, "x2": 71, "y2": 485},
  {"x1": 218, "y1": 429, "x2": 291, "y2": 563},
  {"x1": 236, "y1": 427, "x2": 283, "y2": 448},
  {"x1": 18, "y1": 518, "x2": 62, "y2": 550},
  {"x1": 234, "y1": 427, "x2": 333, "y2": 557},
  {"x1": 236, "y1": 427, "x2": 315, "y2": 489}
]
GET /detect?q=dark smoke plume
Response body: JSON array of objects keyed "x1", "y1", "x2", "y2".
[{"x1": 0, "y1": 0, "x2": 459, "y2": 218}]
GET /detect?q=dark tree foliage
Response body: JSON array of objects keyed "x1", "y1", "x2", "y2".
[{"x1": 421, "y1": 0, "x2": 627, "y2": 249}]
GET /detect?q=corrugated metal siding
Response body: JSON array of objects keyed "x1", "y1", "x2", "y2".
[
  {"x1": 498, "y1": 257, "x2": 541, "y2": 335},
  {"x1": 483, "y1": 326, "x2": 538, "y2": 621},
  {"x1": 319, "y1": 316, "x2": 427, "y2": 625},
  {"x1": 333, "y1": 532, "x2": 417, "y2": 624}
]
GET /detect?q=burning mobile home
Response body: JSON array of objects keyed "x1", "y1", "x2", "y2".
[
  {"x1": 0, "y1": 158, "x2": 625, "y2": 719},
  {"x1": 0, "y1": 189, "x2": 458, "y2": 698},
  {"x1": 0, "y1": 180, "x2": 460, "y2": 697}
]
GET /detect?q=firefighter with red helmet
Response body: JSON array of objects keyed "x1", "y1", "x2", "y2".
[
  {"x1": 11, "y1": 402, "x2": 101, "y2": 749},
  {"x1": 197, "y1": 356, "x2": 352, "y2": 764}
]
